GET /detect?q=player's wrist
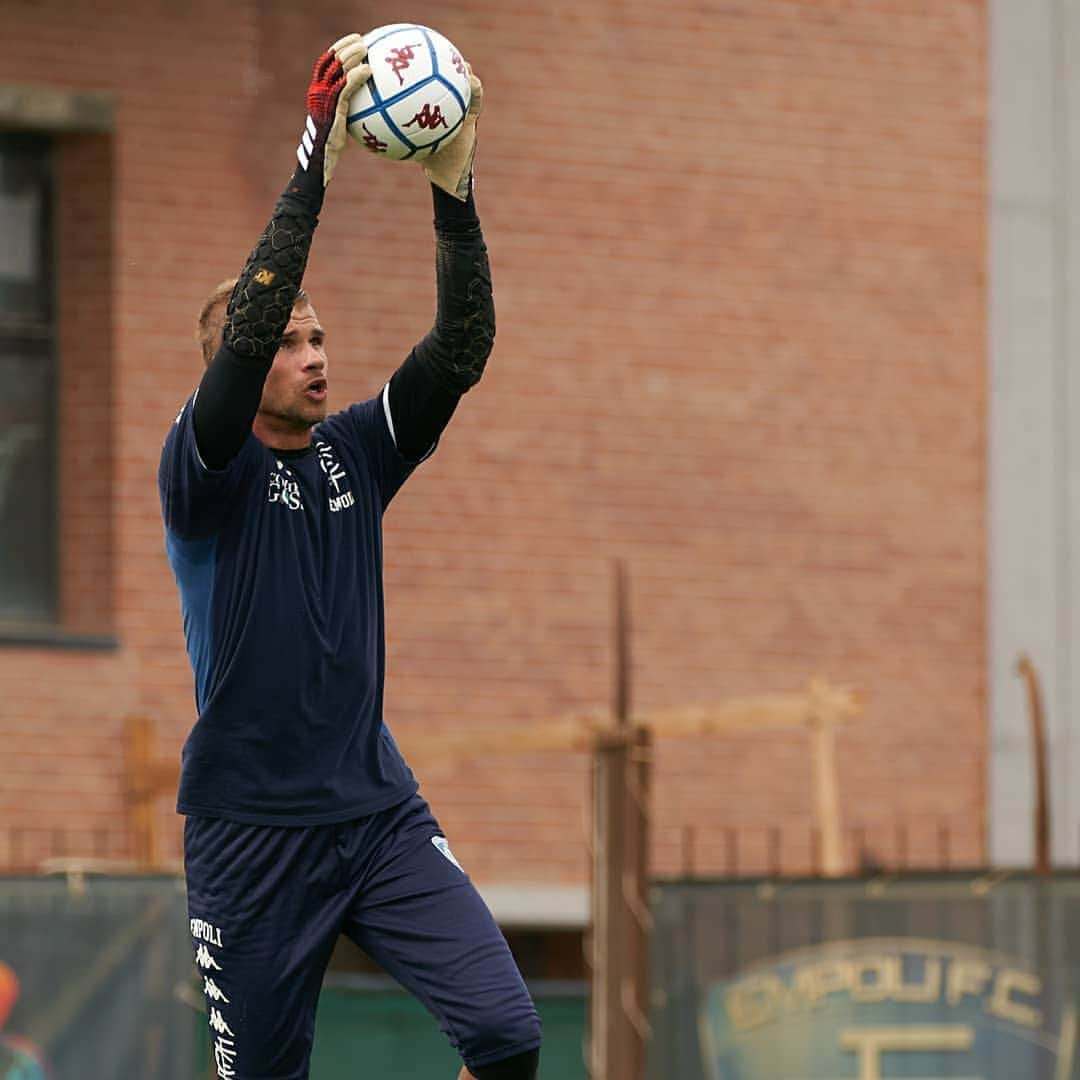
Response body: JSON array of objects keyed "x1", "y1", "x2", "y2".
[
  {"x1": 423, "y1": 70, "x2": 483, "y2": 201},
  {"x1": 431, "y1": 176, "x2": 479, "y2": 231},
  {"x1": 287, "y1": 118, "x2": 330, "y2": 208}
]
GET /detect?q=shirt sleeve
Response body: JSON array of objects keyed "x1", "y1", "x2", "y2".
[
  {"x1": 385, "y1": 346, "x2": 461, "y2": 461},
  {"x1": 158, "y1": 391, "x2": 263, "y2": 539},
  {"x1": 316, "y1": 395, "x2": 422, "y2": 511}
]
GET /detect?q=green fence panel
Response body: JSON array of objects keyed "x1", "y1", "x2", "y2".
[{"x1": 0, "y1": 876, "x2": 198, "y2": 1080}]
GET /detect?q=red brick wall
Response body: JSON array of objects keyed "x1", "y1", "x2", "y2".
[{"x1": 0, "y1": 0, "x2": 987, "y2": 881}]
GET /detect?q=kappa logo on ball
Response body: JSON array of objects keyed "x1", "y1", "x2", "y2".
[
  {"x1": 345, "y1": 23, "x2": 471, "y2": 161},
  {"x1": 431, "y1": 835, "x2": 463, "y2": 871},
  {"x1": 404, "y1": 104, "x2": 449, "y2": 131},
  {"x1": 385, "y1": 43, "x2": 422, "y2": 86}
]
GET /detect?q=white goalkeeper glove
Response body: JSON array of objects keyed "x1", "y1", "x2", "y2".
[{"x1": 424, "y1": 70, "x2": 484, "y2": 200}]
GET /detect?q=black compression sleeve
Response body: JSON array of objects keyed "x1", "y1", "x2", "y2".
[
  {"x1": 192, "y1": 347, "x2": 272, "y2": 470},
  {"x1": 409, "y1": 178, "x2": 495, "y2": 394},
  {"x1": 468, "y1": 1049, "x2": 540, "y2": 1080},
  {"x1": 386, "y1": 348, "x2": 461, "y2": 462},
  {"x1": 192, "y1": 176, "x2": 322, "y2": 468},
  {"x1": 222, "y1": 189, "x2": 320, "y2": 362}
]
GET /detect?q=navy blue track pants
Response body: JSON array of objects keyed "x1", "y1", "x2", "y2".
[{"x1": 184, "y1": 793, "x2": 541, "y2": 1079}]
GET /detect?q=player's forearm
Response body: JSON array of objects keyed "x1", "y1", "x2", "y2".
[
  {"x1": 410, "y1": 178, "x2": 495, "y2": 395},
  {"x1": 223, "y1": 189, "x2": 320, "y2": 362},
  {"x1": 192, "y1": 38, "x2": 366, "y2": 470},
  {"x1": 193, "y1": 191, "x2": 320, "y2": 469}
]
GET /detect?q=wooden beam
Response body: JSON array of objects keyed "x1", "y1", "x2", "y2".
[
  {"x1": 123, "y1": 684, "x2": 861, "y2": 780},
  {"x1": 122, "y1": 679, "x2": 861, "y2": 873},
  {"x1": 630, "y1": 682, "x2": 859, "y2": 740},
  {"x1": 396, "y1": 680, "x2": 861, "y2": 762},
  {"x1": 396, "y1": 715, "x2": 609, "y2": 762}
]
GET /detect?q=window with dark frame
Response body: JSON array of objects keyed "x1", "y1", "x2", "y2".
[{"x1": 0, "y1": 134, "x2": 55, "y2": 624}]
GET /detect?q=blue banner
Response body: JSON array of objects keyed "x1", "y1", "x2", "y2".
[
  {"x1": 650, "y1": 877, "x2": 1080, "y2": 1080},
  {"x1": 701, "y1": 938, "x2": 1073, "y2": 1079}
]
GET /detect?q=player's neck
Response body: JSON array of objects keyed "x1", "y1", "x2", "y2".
[{"x1": 252, "y1": 413, "x2": 314, "y2": 452}]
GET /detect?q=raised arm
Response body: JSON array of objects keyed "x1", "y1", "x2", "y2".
[
  {"x1": 193, "y1": 36, "x2": 369, "y2": 470},
  {"x1": 386, "y1": 76, "x2": 495, "y2": 461}
]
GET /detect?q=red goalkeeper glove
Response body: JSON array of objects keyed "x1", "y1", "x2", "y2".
[{"x1": 293, "y1": 33, "x2": 370, "y2": 195}]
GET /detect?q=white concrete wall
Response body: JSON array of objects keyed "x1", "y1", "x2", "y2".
[{"x1": 990, "y1": 0, "x2": 1080, "y2": 865}]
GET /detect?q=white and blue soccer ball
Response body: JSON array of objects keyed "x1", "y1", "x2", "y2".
[{"x1": 346, "y1": 24, "x2": 471, "y2": 161}]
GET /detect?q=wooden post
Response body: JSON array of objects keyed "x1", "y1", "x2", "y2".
[
  {"x1": 592, "y1": 736, "x2": 613, "y2": 1080},
  {"x1": 125, "y1": 716, "x2": 158, "y2": 868},
  {"x1": 588, "y1": 558, "x2": 650, "y2": 1079},
  {"x1": 808, "y1": 679, "x2": 848, "y2": 877},
  {"x1": 589, "y1": 724, "x2": 651, "y2": 1080},
  {"x1": 623, "y1": 725, "x2": 651, "y2": 1079},
  {"x1": 809, "y1": 719, "x2": 841, "y2": 876},
  {"x1": 590, "y1": 732, "x2": 630, "y2": 1080}
]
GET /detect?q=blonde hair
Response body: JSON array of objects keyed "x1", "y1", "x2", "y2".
[{"x1": 196, "y1": 278, "x2": 310, "y2": 367}]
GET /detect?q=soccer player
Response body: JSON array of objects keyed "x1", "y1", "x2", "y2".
[{"x1": 158, "y1": 35, "x2": 541, "y2": 1080}]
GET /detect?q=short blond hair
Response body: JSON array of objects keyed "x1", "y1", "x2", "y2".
[{"x1": 196, "y1": 278, "x2": 310, "y2": 367}]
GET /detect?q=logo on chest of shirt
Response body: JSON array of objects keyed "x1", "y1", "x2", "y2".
[
  {"x1": 265, "y1": 445, "x2": 355, "y2": 514},
  {"x1": 315, "y1": 439, "x2": 356, "y2": 513},
  {"x1": 267, "y1": 461, "x2": 304, "y2": 511}
]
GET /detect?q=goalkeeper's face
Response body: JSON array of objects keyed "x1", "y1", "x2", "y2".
[{"x1": 259, "y1": 302, "x2": 330, "y2": 434}]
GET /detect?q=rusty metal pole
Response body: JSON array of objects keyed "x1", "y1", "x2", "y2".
[
  {"x1": 1017, "y1": 654, "x2": 1051, "y2": 877},
  {"x1": 614, "y1": 559, "x2": 631, "y2": 729}
]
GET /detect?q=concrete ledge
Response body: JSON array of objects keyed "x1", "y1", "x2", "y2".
[
  {"x1": 475, "y1": 883, "x2": 589, "y2": 928},
  {"x1": 0, "y1": 625, "x2": 119, "y2": 651},
  {"x1": 0, "y1": 84, "x2": 114, "y2": 133}
]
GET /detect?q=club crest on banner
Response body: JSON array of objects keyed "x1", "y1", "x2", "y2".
[{"x1": 699, "y1": 938, "x2": 1075, "y2": 1080}]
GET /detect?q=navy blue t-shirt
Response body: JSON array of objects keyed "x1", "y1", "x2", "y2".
[{"x1": 159, "y1": 391, "x2": 421, "y2": 824}]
